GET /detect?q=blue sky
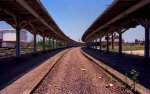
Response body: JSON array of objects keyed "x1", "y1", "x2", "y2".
[
  {"x1": 0, "y1": 0, "x2": 145, "y2": 42},
  {"x1": 41, "y1": 0, "x2": 145, "y2": 42}
]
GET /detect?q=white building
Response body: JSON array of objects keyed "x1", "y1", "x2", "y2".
[{"x1": 0, "y1": 29, "x2": 28, "y2": 48}]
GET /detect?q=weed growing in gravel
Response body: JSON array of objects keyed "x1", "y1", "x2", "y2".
[
  {"x1": 124, "y1": 68, "x2": 139, "y2": 94},
  {"x1": 130, "y1": 68, "x2": 139, "y2": 92}
]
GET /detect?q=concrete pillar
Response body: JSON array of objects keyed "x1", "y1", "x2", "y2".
[
  {"x1": 33, "y1": 34, "x2": 37, "y2": 53},
  {"x1": 43, "y1": 37, "x2": 45, "y2": 51},
  {"x1": 118, "y1": 33, "x2": 123, "y2": 56},
  {"x1": 144, "y1": 27, "x2": 149, "y2": 59},
  {"x1": 16, "y1": 27, "x2": 20, "y2": 57}
]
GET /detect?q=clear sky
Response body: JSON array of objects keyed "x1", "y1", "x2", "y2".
[{"x1": 0, "y1": 0, "x2": 145, "y2": 42}]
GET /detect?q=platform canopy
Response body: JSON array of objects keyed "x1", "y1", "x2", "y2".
[
  {"x1": 0, "y1": 0, "x2": 73, "y2": 42},
  {"x1": 82, "y1": 0, "x2": 150, "y2": 42}
]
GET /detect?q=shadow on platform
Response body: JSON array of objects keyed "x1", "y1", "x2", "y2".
[
  {"x1": 0, "y1": 48, "x2": 66, "y2": 89},
  {"x1": 81, "y1": 47, "x2": 150, "y2": 89}
]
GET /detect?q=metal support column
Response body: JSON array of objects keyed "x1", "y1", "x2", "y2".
[
  {"x1": 95, "y1": 39, "x2": 97, "y2": 49},
  {"x1": 144, "y1": 27, "x2": 149, "y2": 59},
  {"x1": 106, "y1": 35, "x2": 109, "y2": 53},
  {"x1": 53, "y1": 39, "x2": 54, "y2": 49},
  {"x1": 33, "y1": 34, "x2": 37, "y2": 53},
  {"x1": 43, "y1": 37, "x2": 45, "y2": 51},
  {"x1": 112, "y1": 33, "x2": 114, "y2": 50},
  {"x1": 48, "y1": 38, "x2": 51, "y2": 50},
  {"x1": 16, "y1": 27, "x2": 20, "y2": 57},
  {"x1": 91, "y1": 41, "x2": 92, "y2": 48},
  {"x1": 118, "y1": 33, "x2": 123, "y2": 56},
  {"x1": 92, "y1": 40, "x2": 94, "y2": 49},
  {"x1": 99, "y1": 38, "x2": 102, "y2": 51},
  {"x1": 56, "y1": 40, "x2": 57, "y2": 49}
]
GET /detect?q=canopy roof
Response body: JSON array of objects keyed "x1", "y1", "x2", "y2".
[
  {"x1": 82, "y1": 0, "x2": 150, "y2": 42},
  {"x1": 0, "y1": 0, "x2": 72, "y2": 42}
]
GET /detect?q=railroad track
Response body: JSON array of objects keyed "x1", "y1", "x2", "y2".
[
  {"x1": 30, "y1": 48, "x2": 72, "y2": 93},
  {"x1": 32, "y1": 47, "x2": 134, "y2": 94}
]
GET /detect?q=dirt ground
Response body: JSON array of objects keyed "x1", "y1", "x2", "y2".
[
  {"x1": 33, "y1": 47, "x2": 133, "y2": 94},
  {"x1": 123, "y1": 50, "x2": 144, "y2": 56}
]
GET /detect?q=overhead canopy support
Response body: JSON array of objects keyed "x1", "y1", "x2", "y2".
[
  {"x1": 52, "y1": 38, "x2": 54, "y2": 49},
  {"x1": 33, "y1": 34, "x2": 37, "y2": 53},
  {"x1": 48, "y1": 38, "x2": 51, "y2": 50},
  {"x1": 95, "y1": 39, "x2": 97, "y2": 49},
  {"x1": 134, "y1": 17, "x2": 150, "y2": 59},
  {"x1": 16, "y1": 26, "x2": 20, "y2": 57},
  {"x1": 106, "y1": 34, "x2": 109, "y2": 53},
  {"x1": 111, "y1": 33, "x2": 114, "y2": 50},
  {"x1": 15, "y1": 18, "x2": 22, "y2": 57},
  {"x1": 144, "y1": 27, "x2": 149, "y2": 59},
  {"x1": 99, "y1": 38, "x2": 102, "y2": 51},
  {"x1": 118, "y1": 32, "x2": 123, "y2": 56},
  {"x1": 43, "y1": 36, "x2": 45, "y2": 51}
]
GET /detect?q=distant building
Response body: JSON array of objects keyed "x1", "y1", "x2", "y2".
[{"x1": 0, "y1": 29, "x2": 28, "y2": 48}]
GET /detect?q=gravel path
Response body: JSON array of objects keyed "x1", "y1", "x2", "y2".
[{"x1": 33, "y1": 47, "x2": 133, "y2": 94}]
